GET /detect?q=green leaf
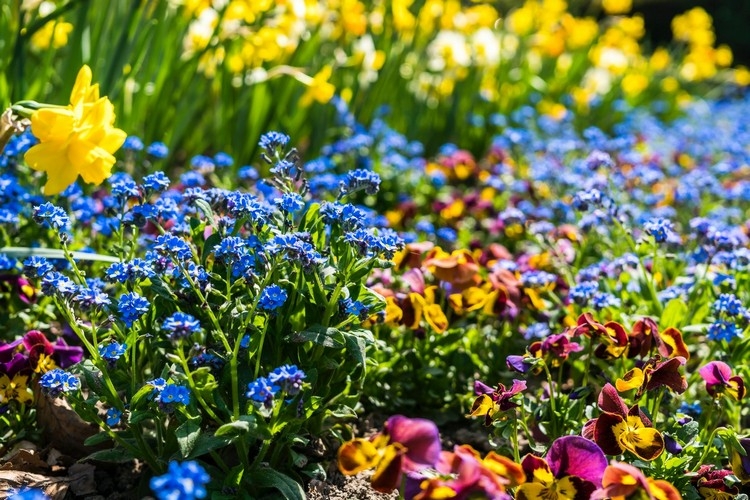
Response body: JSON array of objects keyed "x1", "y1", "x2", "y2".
[
  {"x1": 194, "y1": 198, "x2": 216, "y2": 223},
  {"x1": 184, "y1": 434, "x2": 231, "y2": 460},
  {"x1": 130, "y1": 383, "x2": 156, "y2": 409},
  {"x1": 214, "y1": 420, "x2": 250, "y2": 438},
  {"x1": 128, "y1": 410, "x2": 155, "y2": 425},
  {"x1": 82, "y1": 448, "x2": 136, "y2": 463},
  {"x1": 202, "y1": 232, "x2": 223, "y2": 266},
  {"x1": 84, "y1": 432, "x2": 113, "y2": 447},
  {"x1": 176, "y1": 420, "x2": 201, "y2": 458},
  {"x1": 660, "y1": 298, "x2": 688, "y2": 329},
  {"x1": 214, "y1": 415, "x2": 270, "y2": 440},
  {"x1": 251, "y1": 468, "x2": 305, "y2": 500},
  {"x1": 287, "y1": 325, "x2": 346, "y2": 349},
  {"x1": 342, "y1": 332, "x2": 367, "y2": 381},
  {"x1": 225, "y1": 464, "x2": 246, "y2": 489},
  {"x1": 0, "y1": 246, "x2": 120, "y2": 263},
  {"x1": 675, "y1": 420, "x2": 699, "y2": 444}
]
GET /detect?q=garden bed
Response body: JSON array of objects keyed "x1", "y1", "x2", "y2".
[{"x1": 3, "y1": 1, "x2": 750, "y2": 499}]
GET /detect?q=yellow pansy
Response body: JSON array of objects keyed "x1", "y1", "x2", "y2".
[{"x1": 0, "y1": 374, "x2": 33, "y2": 405}]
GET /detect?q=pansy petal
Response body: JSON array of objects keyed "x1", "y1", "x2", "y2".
[
  {"x1": 53, "y1": 339, "x2": 84, "y2": 368},
  {"x1": 558, "y1": 475, "x2": 596, "y2": 500},
  {"x1": 516, "y1": 482, "x2": 548, "y2": 500},
  {"x1": 508, "y1": 379, "x2": 527, "y2": 396},
  {"x1": 474, "y1": 380, "x2": 494, "y2": 395},
  {"x1": 0, "y1": 339, "x2": 23, "y2": 363},
  {"x1": 598, "y1": 383, "x2": 628, "y2": 416},
  {"x1": 645, "y1": 357, "x2": 687, "y2": 394},
  {"x1": 482, "y1": 451, "x2": 526, "y2": 486},
  {"x1": 621, "y1": 421, "x2": 664, "y2": 461},
  {"x1": 520, "y1": 453, "x2": 551, "y2": 483},
  {"x1": 699, "y1": 361, "x2": 732, "y2": 386},
  {"x1": 506, "y1": 355, "x2": 531, "y2": 374},
  {"x1": 616, "y1": 368, "x2": 644, "y2": 393},
  {"x1": 648, "y1": 479, "x2": 682, "y2": 500},
  {"x1": 593, "y1": 462, "x2": 648, "y2": 498},
  {"x1": 656, "y1": 326, "x2": 689, "y2": 360},
  {"x1": 468, "y1": 394, "x2": 497, "y2": 423},
  {"x1": 727, "y1": 376, "x2": 746, "y2": 401},
  {"x1": 385, "y1": 415, "x2": 441, "y2": 471},
  {"x1": 594, "y1": 412, "x2": 626, "y2": 456},
  {"x1": 547, "y1": 435, "x2": 607, "y2": 487},
  {"x1": 371, "y1": 443, "x2": 406, "y2": 493},
  {"x1": 338, "y1": 438, "x2": 380, "y2": 475},
  {"x1": 424, "y1": 304, "x2": 448, "y2": 333},
  {"x1": 582, "y1": 418, "x2": 597, "y2": 441}
]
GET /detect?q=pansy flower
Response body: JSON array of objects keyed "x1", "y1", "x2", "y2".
[
  {"x1": 730, "y1": 437, "x2": 750, "y2": 484},
  {"x1": 507, "y1": 329, "x2": 582, "y2": 374},
  {"x1": 469, "y1": 379, "x2": 526, "y2": 425},
  {"x1": 448, "y1": 285, "x2": 492, "y2": 315},
  {"x1": 338, "y1": 415, "x2": 441, "y2": 493},
  {"x1": 699, "y1": 361, "x2": 745, "y2": 401},
  {"x1": 591, "y1": 462, "x2": 681, "y2": 499},
  {"x1": 423, "y1": 248, "x2": 480, "y2": 288},
  {"x1": 627, "y1": 318, "x2": 689, "y2": 360},
  {"x1": 22, "y1": 330, "x2": 83, "y2": 373},
  {"x1": 693, "y1": 465, "x2": 739, "y2": 498},
  {"x1": 585, "y1": 384, "x2": 665, "y2": 461},
  {"x1": 516, "y1": 436, "x2": 608, "y2": 500},
  {"x1": 615, "y1": 356, "x2": 687, "y2": 396},
  {"x1": 407, "y1": 286, "x2": 449, "y2": 334},
  {"x1": 0, "y1": 373, "x2": 33, "y2": 404},
  {"x1": 0, "y1": 339, "x2": 28, "y2": 377},
  {"x1": 413, "y1": 445, "x2": 524, "y2": 500}
]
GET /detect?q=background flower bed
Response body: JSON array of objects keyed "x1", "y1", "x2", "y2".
[{"x1": 2, "y1": 1, "x2": 750, "y2": 499}]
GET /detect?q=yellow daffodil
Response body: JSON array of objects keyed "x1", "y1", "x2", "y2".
[
  {"x1": 300, "y1": 66, "x2": 336, "y2": 107},
  {"x1": 30, "y1": 20, "x2": 74, "y2": 51},
  {"x1": 24, "y1": 65, "x2": 127, "y2": 195}
]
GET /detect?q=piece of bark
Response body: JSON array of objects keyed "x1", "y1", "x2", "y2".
[
  {"x1": 0, "y1": 471, "x2": 69, "y2": 500},
  {"x1": 0, "y1": 450, "x2": 49, "y2": 474},
  {"x1": 35, "y1": 391, "x2": 104, "y2": 458}
]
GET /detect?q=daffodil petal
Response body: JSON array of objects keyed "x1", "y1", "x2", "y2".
[
  {"x1": 30, "y1": 108, "x2": 75, "y2": 142},
  {"x1": 68, "y1": 140, "x2": 116, "y2": 185}
]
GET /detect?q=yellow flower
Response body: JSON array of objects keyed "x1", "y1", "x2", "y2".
[
  {"x1": 602, "y1": 0, "x2": 632, "y2": 15},
  {"x1": 34, "y1": 353, "x2": 57, "y2": 374},
  {"x1": 0, "y1": 374, "x2": 33, "y2": 405},
  {"x1": 24, "y1": 65, "x2": 127, "y2": 195},
  {"x1": 300, "y1": 66, "x2": 336, "y2": 107},
  {"x1": 30, "y1": 20, "x2": 74, "y2": 51}
]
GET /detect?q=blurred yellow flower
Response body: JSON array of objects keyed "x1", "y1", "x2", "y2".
[
  {"x1": 716, "y1": 44, "x2": 733, "y2": 67},
  {"x1": 672, "y1": 8, "x2": 715, "y2": 47},
  {"x1": 649, "y1": 48, "x2": 670, "y2": 71},
  {"x1": 735, "y1": 67, "x2": 750, "y2": 87},
  {"x1": 24, "y1": 65, "x2": 127, "y2": 195},
  {"x1": 602, "y1": 0, "x2": 632, "y2": 15},
  {"x1": 300, "y1": 66, "x2": 336, "y2": 106},
  {"x1": 621, "y1": 72, "x2": 648, "y2": 97},
  {"x1": 30, "y1": 20, "x2": 74, "y2": 51}
]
